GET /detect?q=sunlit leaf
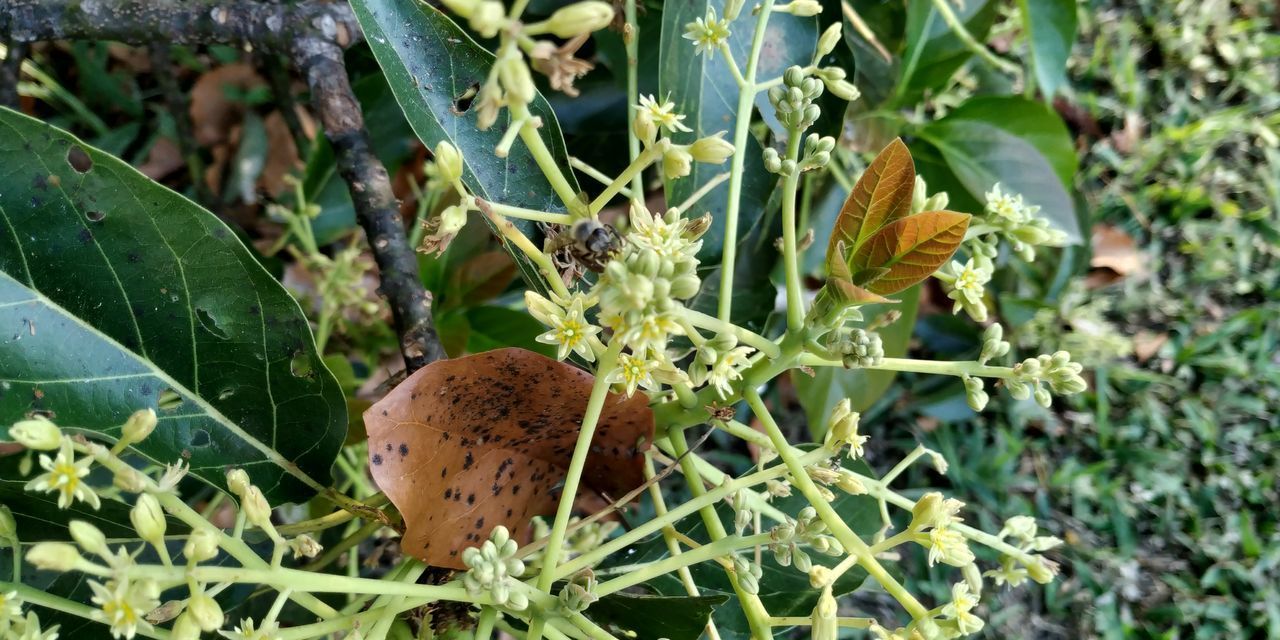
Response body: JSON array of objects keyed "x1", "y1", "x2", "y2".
[
  {"x1": 363, "y1": 348, "x2": 654, "y2": 568},
  {"x1": 826, "y1": 138, "x2": 916, "y2": 270},
  {"x1": 850, "y1": 210, "x2": 970, "y2": 294}
]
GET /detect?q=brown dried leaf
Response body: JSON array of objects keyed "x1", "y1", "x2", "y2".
[
  {"x1": 137, "y1": 137, "x2": 184, "y2": 180},
  {"x1": 189, "y1": 64, "x2": 266, "y2": 146},
  {"x1": 850, "y1": 211, "x2": 971, "y2": 295},
  {"x1": 363, "y1": 348, "x2": 654, "y2": 569},
  {"x1": 1090, "y1": 224, "x2": 1143, "y2": 277},
  {"x1": 827, "y1": 138, "x2": 916, "y2": 269}
]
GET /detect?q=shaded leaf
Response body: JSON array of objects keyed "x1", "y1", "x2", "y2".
[
  {"x1": 1018, "y1": 0, "x2": 1078, "y2": 98},
  {"x1": 936, "y1": 96, "x2": 1077, "y2": 186},
  {"x1": 363, "y1": 348, "x2": 654, "y2": 568},
  {"x1": 850, "y1": 211, "x2": 970, "y2": 294},
  {"x1": 0, "y1": 108, "x2": 345, "y2": 503},
  {"x1": 464, "y1": 306, "x2": 556, "y2": 357},
  {"x1": 826, "y1": 137, "x2": 916, "y2": 267},
  {"x1": 349, "y1": 0, "x2": 579, "y2": 291},
  {"x1": 841, "y1": 0, "x2": 906, "y2": 108},
  {"x1": 918, "y1": 117, "x2": 1081, "y2": 243},
  {"x1": 584, "y1": 592, "x2": 729, "y2": 640},
  {"x1": 896, "y1": 0, "x2": 997, "y2": 105}
]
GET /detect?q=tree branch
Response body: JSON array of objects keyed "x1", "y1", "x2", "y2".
[{"x1": 0, "y1": 0, "x2": 447, "y2": 373}]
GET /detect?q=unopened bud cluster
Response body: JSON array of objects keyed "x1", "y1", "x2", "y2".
[
  {"x1": 1007, "y1": 351, "x2": 1088, "y2": 407},
  {"x1": 462, "y1": 526, "x2": 530, "y2": 610},
  {"x1": 770, "y1": 507, "x2": 843, "y2": 573}
]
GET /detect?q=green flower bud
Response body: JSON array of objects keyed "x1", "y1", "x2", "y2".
[
  {"x1": 131, "y1": 493, "x2": 167, "y2": 545},
  {"x1": 962, "y1": 375, "x2": 989, "y2": 412},
  {"x1": 545, "y1": 1, "x2": 615, "y2": 37},
  {"x1": 469, "y1": 0, "x2": 507, "y2": 38},
  {"x1": 121, "y1": 408, "x2": 158, "y2": 445},
  {"x1": 1025, "y1": 556, "x2": 1059, "y2": 584},
  {"x1": 9, "y1": 416, "x2": 62, "y2": 450},
  {"x1": 188, "y1": 593, "x2": 224, "y2": 631},
  {"x1": 723, "y1": 0, "x2": 745, "y2": 20},
  {"x1": 499, "y1": 57, "x2": 536, "y2": 105},
  {"x1": 817, "y1": 23, "x2": 842, "y2": 58},
  {"x1": 808, "y1": 565, "x2": 832, "y2": 588},
  {"x1": 633, "y1": 110, "x2": 658, "y2": 146},
  {"x1": 910, "y1": 492, "x2": 945, "y2": 531},
  {"x1": 811, "y1": 586, "x2": 838, "y2": 640},
  {"x1": 170, "y1": 613, "x2": 202, "y2": 640},
  {"x1": 241, "y1": 486, "x2": 273, "y2": 529},
  {"x1": 663, "y1": 146, "x2": 693, "y2": 179},
  {"x1": 689, "y1": 132, "x2": 735, "y2": 164},
  {"x1": 824, "y1": 76, "x2": 861, "y2": 102},
  {"x1": 0, "y1": 505, "x2": 15, "y2": 539},
  {"x1": 433, "y1": 141, "x2": 464, "y2": 185},
  {"x1": 225, "y1": 468, "x2": 251, "y2": 497},
  {"x1": 184, "y1": 528, "x2": 220, "y2": 563},
  {"x1": 441, "y1": 0, "x2": 480, "y2": 18},
  {"x1": 763, "y1": 147, "x2": 782, "y2": 173},
  {"x1": 69, "y1": 520, "x2": 109, "y2": 556},
  {"x1": 787, "y1": 0, "x2": 822, "y2": 15},
  {"x1": 26, "y1": 542, "x2": 83, "y2": 571}
]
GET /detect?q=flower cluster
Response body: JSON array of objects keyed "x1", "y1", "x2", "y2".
[
  {"x1": 979, "y1": 184, "x2": 1069, "y2": 262},
  {"x1": 1007, "y1": 351, "x2": 1089, "y2": 407},
  {"x1": 769, "y1": 507, "x2": 844, "y2": 572},
  {"x1": 634, "y1": 95, "x2": 735, "y2": 180},
  {"x1": 0, "y1": 591, "x2": 58, "y2": 640},
  {"x1": 461, "y1": 526, "x2": 529, "y2": 610}
]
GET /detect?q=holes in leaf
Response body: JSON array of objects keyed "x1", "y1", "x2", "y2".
[
  {"x1": 218, "y1": 386, "x2": 236, "y2": 401},
  {"x1": 158, "y1": 388, "x2": 183, "y2": 411},
  {"x1": 196, "y1": 307, "x2": 230, "y2": 340},
  {"x1": 190, "y1": 429, "x2": 211, "y2": 448},
  {"x1": 451, "y1": 81, "x2": 481, "y2": 115},
  {"x1": 290, "y1": 353, "x2": 314, "y2": 378},
  {"x1": 67, "y1": 145, "x2": 93, "y2": 173},
  {"x1": 86, "y1": 210, "x2": 105, "y2": 222}
]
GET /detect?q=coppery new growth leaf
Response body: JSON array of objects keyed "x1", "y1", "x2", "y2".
[
  {"x1": 851, "y1": 211, "x2": 970, "y2": 295},
  {"x1": 825, "y1": 137, "x2": 916, "y2": 268}
]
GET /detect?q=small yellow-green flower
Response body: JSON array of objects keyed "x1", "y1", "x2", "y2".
[
  {"x1": 637, "y1": 94, "x2": 691, "y2": 134},
  {"x1": 25, "y1": 439, "x2": 99, "y2": 510},
  {"x1": 220, "y1": 617, "x2": 281, "y2": 640},
  {"x1": 89, "y1": 579, "x2": 158, "y2": 640},
  {"x1": 683, "y1": 8, "x2": 731, "y2": 56},
  {"x1": 941, "y1": 582, "x2": 985, "y2": 635},
  {"x1": 607, "y1": 353, "x2": 658, "y2": 397},
  {"x1": 535, "y1": 294, "x2": 602, "y2": 362}
]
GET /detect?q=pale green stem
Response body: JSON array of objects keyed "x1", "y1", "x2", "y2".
[
  {"x1": 570, "y1": 157, "x2": 634, "y2": 199},
  {"x1": 303, "y1": 519, "x2": 383, "y2": 572},
  {"x1": 475, "y1": 607, "x2": 499, "y2": 640},
  {"x1": 654, "y1": 435, "x2": 789, "y2": 523},
  {"x1": 482, "y1": 208, "x2": 574, "y2": 299},
  {"x1": 768, "y1": 616, "x2": 875, "y2": 628},
  {"x1": 780, "y1": 129, "x2": 806, "y2": 329},
  {"x1": 553, "y1": 449, "x2": 828, "y2": 578},
  {"x1": 869, "y1": 530, "x2": 917, "y2": 556},
  {"x1": 743, "y1": 389, "x2": 929, "y2": 620},
  {"x1": 798, "y1": 354, "x2": 1016, "y2": 379},
  {"x1": 642, "y1": 455, "x2": 723, "y2": 640},
  {"x1": 496, "y1": 116, "x2": 529, "y2": 158},
  {"x1": 512, "y1": 104, "x2": 581, "y2": 211},
  {"x1": 671, "y1": 171, "x2": 731, "y2": 215},
  {"x1": 880, "y1": 445, "x2": 930, "y2": 486},
  {"x1": 623, "y1": 0, "x2": 643, "y2": 196},
  {"x1": 681, "y1": 307, "x2": 782, "y2": 358},
  {"x1": 717, "y1": 43, "x2": 747, "y2": 88},
  {"x1": 477, "y1": 198, "x2": 575, "y2": 225},
  {"x1": 527, "y1": 343, "x2": 623, "y2": 640},
  {"x1": 590, "y1": 143, "x2": 664, "y2": 214},
  {"x1": 596, "y1": 532, "x2": 773, "y2": 596},
  {"x1": 667, "y1": 428, "x2": 774, "y2": 639},
  {"x1": 276, "y1": 493, "x2": 389, "y2": 537},
  {"x1": 717, "y1": 0, "x2": 778, "y2": 321},
  {"x1": 930, "y1": 0, "x2": 1020, "y2": 75},
  {"x1": 86, "y1": 448, "x2": 338, "y2": 619}
]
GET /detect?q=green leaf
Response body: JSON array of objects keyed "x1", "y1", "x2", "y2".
[
  {"x1": 463, "y1": 306, "x2": 555, "y2": 357},
  {"x1": 1018, "y1": 0, "x2": 1078, "y2": 98},
  {"x1": 840, "y1": 0, "x2": 907, "y2": 108},
  {"x1": 937, "y1": 96, "x2": 1078, "y2": 185},
  {"x1": 795, "y1": 287, "x2": 919, "y2": 435},
  {"x1": 0, "y1": 108, "x2": 346, "y2": 503},
  {"x1": 896, "y1": 0, "x2": 997, "y2": 105},
  {"x1": 349, "y1": 0, "x2": 579, "y2": 290},
  {"x1": 584, "y1": 592, "x2": 729, "y2": 640},
  {"x1": 918, "y1": 106, "x2": 1082, "y2": 243},
  {"x1": 658, "y1": 0, "x2": 809, "y2": 264}
]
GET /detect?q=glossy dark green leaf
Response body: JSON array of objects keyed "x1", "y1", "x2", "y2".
[
  {"x1": 918, "y1": 106, "x2": 1082, "y2": 243},
  {"x1": 794, "y1": 286, "x2": 919, "y2": 437},
  {"x1": 688, "y1": 184, "x2": 783, "y2": 333},
  {"x1": 349, "y1": 0, "x2": 580, "y2": 294},
  {"x1": 584, "y1": 592, "x2": 729, "y2": 640},
  {"x1": 0, "y1": 108, "x2": 346, "y2": 503},
  {"x1": 463, "y1": 306, "x2": 555, "y2": 357},
  {"x1": 895, "y1": 0, "x2": 997, "y2": 105},
  {"x1": 841, "y1": 0, "x2": 907, "y2": 108},
  {"x1": 1018, "y1": 0, "x2": 1078, "y2": 98},
  {"x1": 659, "y1": 0, "x2": 806, "y2": 265}
]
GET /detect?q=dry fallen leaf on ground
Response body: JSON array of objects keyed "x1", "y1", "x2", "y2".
[
  {"x1": 1090, "y1": 224, "x2": 1144, "y2": 277},
  {"x1": 364, "y1": 348, "x2": 654, "y2": 569}
]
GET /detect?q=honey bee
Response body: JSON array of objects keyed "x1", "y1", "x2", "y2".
[{"x1": 543, "y1": 219, "x2": 621, "y2": 281}]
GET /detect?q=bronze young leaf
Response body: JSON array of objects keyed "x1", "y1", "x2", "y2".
[
  {"x1": 850, "y1": 211, "x2": 971, "y2": 294},
  {"x1": 363, "y1": 348, "x2": 653, "y2": 569},
  {"x1": 825, "y1": 138, "x2": 917, "y2": 269}
]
